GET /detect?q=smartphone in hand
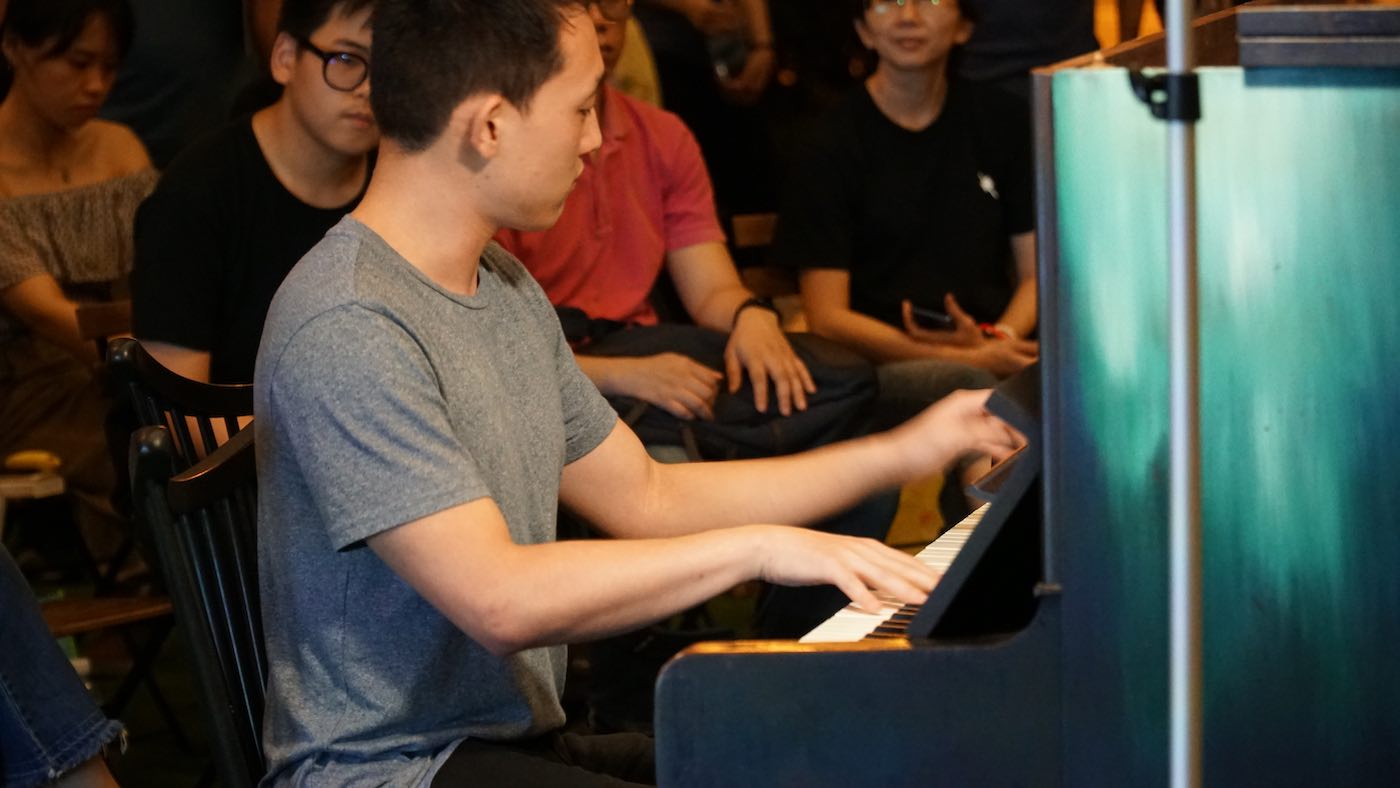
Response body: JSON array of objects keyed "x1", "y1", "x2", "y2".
[{"x1": 910, "y1": 304, "x2": 955, "y2": 331}]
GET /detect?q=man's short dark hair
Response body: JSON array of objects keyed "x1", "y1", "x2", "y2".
[
  {"x1": 370, "y1": 0, "x2": 580, "y2": 152},
  {"x1": 277, "y1": 0, "x2": 376, "y2": 42},
  {"x1": 1, "y1": 0, "x2": 135, "y2": 59}
]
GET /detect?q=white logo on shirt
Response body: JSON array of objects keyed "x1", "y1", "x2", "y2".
[{"x1": 978, "y1": 172, "x2": 1000, "y2": 200}]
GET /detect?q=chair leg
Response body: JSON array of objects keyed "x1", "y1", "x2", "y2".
[{"x1": 103, "y1": 624, "x2": 175, "y2": 722}]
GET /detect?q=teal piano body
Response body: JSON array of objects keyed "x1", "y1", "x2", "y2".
[{"x1": 1046, "y1": 19, "x2": 1400, "y2": 788}]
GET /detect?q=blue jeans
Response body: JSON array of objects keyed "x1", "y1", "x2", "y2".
[{"x1": 0, "y1": 546, "x2": 122, "y2": 787}]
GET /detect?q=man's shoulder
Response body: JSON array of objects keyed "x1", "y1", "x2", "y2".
[{"x1": 262, "y1": 222, "x2": 372, "y2": 343}]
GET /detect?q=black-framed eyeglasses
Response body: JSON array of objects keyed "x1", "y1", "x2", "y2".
[
  {"x1": 296, "y1": 37, "x2": 369, "y2": 92},
  {"x1": 869, "y1": 0, "x2": 944, "y2": 13},
  {"x1": 589, "y1": 0, "x2": 633, "y2": 22}
]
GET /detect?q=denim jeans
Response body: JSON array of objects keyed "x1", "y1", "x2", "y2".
[{"x1": 0, "y1": 546, "x2": 122, "y2": 787}]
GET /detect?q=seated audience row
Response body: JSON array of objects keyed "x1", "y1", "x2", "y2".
[{"x1": 0, "y1": 0, "x2": 1043, "y2": 783}]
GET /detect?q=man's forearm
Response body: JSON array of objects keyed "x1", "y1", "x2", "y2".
[
  {"x1": 371, "y1": 500, "x2": 762, "y2": 655},
  {"x1": 998, "y1": 231, "x2": 1037, "y2": 337},
  {"x1": 601, "y1": 430, "x2": 912, "y2": 540},
  {"x1": 576, "y1": 354, "x2": 630, "y2": 396},
  {"x1": 808, "y1": 306, "x2": 972, "y2": 365},
  {"x1": 996, "y1": 279, "x2": 1037, "y2": 339},
  {"x1": 688, "y1": 283, "x2": 755, "y2": 333},
  {"x1": 486, "y1": 529, "x2": 761, "y2": 650}
]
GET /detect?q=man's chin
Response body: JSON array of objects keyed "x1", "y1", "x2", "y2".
[{"x1": 510, "y1": 207, "x2": 568, "y2": 234}]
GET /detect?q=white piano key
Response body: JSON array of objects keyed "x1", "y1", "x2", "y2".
[{"x1": 800, "y1": 505, "x2": 988, "y2": 643}]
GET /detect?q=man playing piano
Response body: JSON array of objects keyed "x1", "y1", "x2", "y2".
[{"x1": 252, "y1": 1, "x2": 1023, "y2": 785}]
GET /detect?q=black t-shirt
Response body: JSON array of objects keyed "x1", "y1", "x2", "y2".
[
  {"x1": 771, "y1": 81, "x2": 1033, "y2": 328},
  {"x1": 132, "y1": 116, "x2": 366, "y2": 384}
]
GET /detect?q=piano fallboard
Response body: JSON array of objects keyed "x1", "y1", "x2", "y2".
[{"x1": 654, "y1": 603, "x2": 1062, "y2": 787}]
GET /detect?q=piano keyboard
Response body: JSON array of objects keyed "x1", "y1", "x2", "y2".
[{"x1": 800, "y1": 504, "x2": 988, "y2": 644}]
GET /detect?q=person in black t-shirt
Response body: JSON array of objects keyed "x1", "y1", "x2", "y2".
[
  {"x1": 771, "y1": 0, "x2": 1038, "y2": 428},
  {"x1": 132, "y1": 0, "x2": 377, "y2": 384}
]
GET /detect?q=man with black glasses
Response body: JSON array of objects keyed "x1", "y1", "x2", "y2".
[{"x1": 131, "y1": 0, "x2": 377, "y2": 384}]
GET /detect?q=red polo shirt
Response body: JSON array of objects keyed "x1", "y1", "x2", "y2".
[{"x1": 496, "y1": 84, "x2": 726, "y2": 326}]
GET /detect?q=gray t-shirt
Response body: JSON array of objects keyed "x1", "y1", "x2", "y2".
[{"x1": 253, "y1": 217, "x2": 617, "y2": 787}]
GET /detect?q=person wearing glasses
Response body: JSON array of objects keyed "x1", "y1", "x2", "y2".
[
  {"x1": 772, "y1": 0, "x2": 1040, "y2": 411},
  {"x1": 131, "y1": 0, "x2": 376, "y2": 384}
]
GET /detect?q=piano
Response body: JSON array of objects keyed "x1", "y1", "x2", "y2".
[
  {"x1": 654, "y1": 368, "x2": 1056, "y2": 787},
  {"x1": 653, "y1": 6, "x2": 1400, "y2": 786}
]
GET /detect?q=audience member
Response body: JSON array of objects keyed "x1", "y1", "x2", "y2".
[
  {"x1": 772, "y1": 0, "x2": 1039, "y2": 430},
  {"x1": 497, "y1": 0, "x2": 861, "y2": 430},
  {"x1": 0, "y1": 0, "x2": 154, "y2": 561},
  {"x1": 132, "y1": 0, "x2": 376, "y2": 384},
  {"x1": 0, "y1": 545, "x2": 124, "y2": 788},
  {"x1": 253, "y1": 1, "x2": 1022, "y2": 784}
]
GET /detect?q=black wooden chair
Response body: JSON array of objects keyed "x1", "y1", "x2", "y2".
[
  {"x1": 131, "y1": 425, "x2": 265, "y2": 786},
  {"x1": 107, "y1": 337, "x2": 254, "y2": 465}
]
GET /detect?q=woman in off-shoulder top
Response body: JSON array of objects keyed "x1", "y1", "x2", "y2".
[
  {"x1": 0, "y1": 0, "x2": 153, "y2": 564},
  {"x1": 0, "y1": 0, "x2": 156, "y2": 564},
  {"x1": 0, "y1": 3, "x2": 151, "y2": 782}
]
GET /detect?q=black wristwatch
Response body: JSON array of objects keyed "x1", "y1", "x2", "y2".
[{"x1": 731, "y1": 295, "x2": 780, "y2": 328}]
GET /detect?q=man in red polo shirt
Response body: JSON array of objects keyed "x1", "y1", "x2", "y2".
[{"x1": 496, "y1": 0, "x2": 821, "y2": 424}]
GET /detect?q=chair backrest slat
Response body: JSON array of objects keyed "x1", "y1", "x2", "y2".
[
  {"x1": 108, "y1": 337, "x2": 254, "y2": 469},
  {"x1": 132, "y1": 425, "x2": 263, "y2": 786}
]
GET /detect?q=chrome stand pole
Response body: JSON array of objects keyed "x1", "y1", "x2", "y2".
[{"x1": 1165, "y1": 1, "x2": 1202, "y2": 787}]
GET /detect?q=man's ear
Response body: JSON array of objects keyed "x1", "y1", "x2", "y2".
[
  {"x1": 452, "y1": 94, "x2": 509, "y2": 167},
  {"x1": 268, "y1": 31, "x2": 299, "y2": 86},
  {"x1": 955, "y1": 19, "x2": 974, "y2": 47}
]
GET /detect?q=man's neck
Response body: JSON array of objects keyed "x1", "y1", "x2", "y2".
[
  {"x1": 866, "y1": 63, "x2": 951, "y2": 132},
  {"x1": 253, "y1": 100, "x2": 367, "y2": 209},
  {"x1": 350, "y1": 144, "x2": 494, "y2": 296}
]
